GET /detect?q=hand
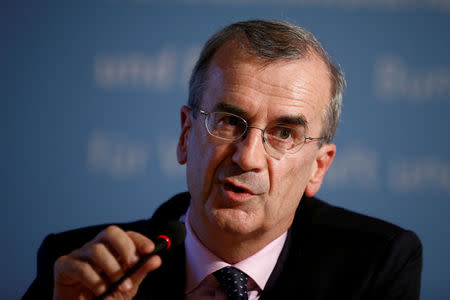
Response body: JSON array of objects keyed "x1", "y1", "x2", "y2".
[{"x1": 53, "y1": 225, "x2": 162, "y2": 300}]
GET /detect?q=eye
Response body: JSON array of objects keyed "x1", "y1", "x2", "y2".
[
  {"x1": 277, "y1": 127, "x2": 292, "y2": 140},
  {"x1": 209, "y1": 112, "x2": 246, "y2": 139},
  {"x1": 265, "y1": 125, "x2": 303, "y2": 151},
  {"x1": 222, "y1": 115, "x2": 240, "y2": 126},
  {"x1": 270, "y1": 126, "x2": 296, "y2": 141},
  {"x1": 213, "y1": 112, "x2": 246, "y2": 128}
]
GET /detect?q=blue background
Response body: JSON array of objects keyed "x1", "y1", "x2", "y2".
[{"x1": 3, "y1": 1, "x2": 450, "y2": 299}]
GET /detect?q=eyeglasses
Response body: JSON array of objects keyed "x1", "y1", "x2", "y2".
[{"x1": 197, "y1": 109, "x2": 324, "y2": 159}]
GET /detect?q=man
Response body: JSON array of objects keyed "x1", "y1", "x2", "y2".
[{"x1": 23, "y1": 20, "x2": 422, "y2": 300}]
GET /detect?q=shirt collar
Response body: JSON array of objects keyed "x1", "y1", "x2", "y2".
[{"x1": 184, "y1": 206, "x2": 287, "y2": 293}]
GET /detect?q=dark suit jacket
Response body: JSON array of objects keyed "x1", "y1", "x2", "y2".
[{"x1": 23, "y1": 192, "x2": 422, "y2": 299}]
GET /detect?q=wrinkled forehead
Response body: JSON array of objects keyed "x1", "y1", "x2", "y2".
[
  {"x1": 203, "y1": 39, "x2": 333, "y2": 115},
  {"x1": 208, "y1": 39, "x2": 331, "y2": 89}
]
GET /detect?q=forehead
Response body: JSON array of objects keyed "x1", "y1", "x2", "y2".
[{"x1": 202, "y1": 40, "x2": 332, "y2": 126}]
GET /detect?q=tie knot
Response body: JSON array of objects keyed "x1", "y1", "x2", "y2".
[{"x1": 213, "y1": 266, "x2": 249, "y2": 300}]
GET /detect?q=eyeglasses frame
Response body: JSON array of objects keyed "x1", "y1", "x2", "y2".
[{"x1": 195, "y1": 108, "x2": 324, "y2": 157}]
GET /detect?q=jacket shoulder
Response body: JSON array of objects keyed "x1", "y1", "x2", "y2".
[
  {"x1": 286, "y1": 196, "x2": 423, "y2": 299},
  {"x1": 23, "y1": 192, "x2": 191, "y2": 300},
  {"x1": 39, "y1": 191, "x2": 190, "y2": 260},
  {"x1": 300, "y1": 196, "x2": 420, "y2": 244},
  {"x1": 22, "y1": 219, "x2": 151, "y2": 299}
]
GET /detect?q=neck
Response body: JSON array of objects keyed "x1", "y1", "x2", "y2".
[{"x1": 188, "y1": 212, "x2": 291, "y2": 264}]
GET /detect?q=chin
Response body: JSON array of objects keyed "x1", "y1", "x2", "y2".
[{"x1": 210, "y1": 207, "x2": 262, "y2": 236}]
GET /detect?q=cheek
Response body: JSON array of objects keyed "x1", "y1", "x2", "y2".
[
  {"x1": 267, "y1": 155, "x2": 315, "y2": 210},
  {"x1": 187, "y1": 131, "x2": 209, "y2": 181},
  {"x1": 270, "y1": 156, "x2": 312, "y2": 191},
  {"x1": 186, "y1": 127, "x2": 230, "y2": 195}
]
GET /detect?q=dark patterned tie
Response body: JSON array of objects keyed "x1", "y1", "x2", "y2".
[{"x1": 213, "y1": 266, "x2": 249, "y2": 300}]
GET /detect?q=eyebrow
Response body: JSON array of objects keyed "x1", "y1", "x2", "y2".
[
  {"x1": 213, "y1": 102, "x2": 248, "y2": 117},
  {"x1": 212, "y1": 102, "x2": 309, "y2": 130},
  {"x1": 275, "y1": 115, "x2": 309, "y2": 130}
]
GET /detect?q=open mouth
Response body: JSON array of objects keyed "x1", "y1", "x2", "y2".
[{"x1": 224, "y1": 182, "x2": 247, "y2": 194}]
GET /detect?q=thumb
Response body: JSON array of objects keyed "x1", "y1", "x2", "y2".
[
  {"x1": 114, "y1": 231, "x2": 163, "y2": 296},
  {"x1": 130, "y1": 254, "x2": 162, "y2": 287},
  {"x1": 114, "y1": 254, "x2": 162, "y2": 298}
]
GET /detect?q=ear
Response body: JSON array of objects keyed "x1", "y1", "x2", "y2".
[
  {"x1": 176, "y1": 105, "x2": 192, "y2": 165},
  {"x1": 305, "y1": 143, "x2": 336, "y2": 197}
]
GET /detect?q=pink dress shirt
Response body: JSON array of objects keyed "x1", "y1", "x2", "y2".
[{"x1": 183, "y1": 207, "x2": 287, "y2": 300}]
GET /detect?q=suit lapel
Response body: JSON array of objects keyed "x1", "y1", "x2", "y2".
[
  {"x1": 260, "y1": 195, "x2": 313, "y2": 299},
  {"x1": 134, "y1": 192, "x2": 191, "y2": 299},
  {"x1": 135, "y1": 242, "x2": 187, "y2": 299}
]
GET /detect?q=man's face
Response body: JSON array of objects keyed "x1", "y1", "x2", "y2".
[{"x1": 177, "y1": 41, "x2": 336, "y2": 250}]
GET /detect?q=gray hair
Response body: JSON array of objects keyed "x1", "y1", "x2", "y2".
[{"x1": 188, "y1": 19, "x2": 346, "y2": 144}]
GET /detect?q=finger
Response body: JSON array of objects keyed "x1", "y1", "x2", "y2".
[
  {"x1": 117, "y1": 277, "x2": 134, "y2": 293},
  {"x1": 80, "y1": 289, "x2": 94, "y2": 300},
  {"x1": 79, "y1": 242, "x2": 124, "y2": 283},
  {"x1": 129, "y1": 254, "x2": 162, "y2": 288},
  {"x1": 54, "y1": 255, "x2": 107, "y2": 296},
  {"x1": 126, "y1": 231, "x2": 155, "y2": 255},
  {"x1": 108, "y1": 231, "x2": 159, "y2": 293},
  {"x1": 114, "y1": 255, "x2": 162, "y2": 296},
  {"x1": 96, "y1": 225, "x2": 138, "y2": 267}
]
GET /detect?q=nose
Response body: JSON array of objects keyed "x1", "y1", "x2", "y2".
[{"x1": 231, "y1": 126, "x2": 267, "y2": 171}]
